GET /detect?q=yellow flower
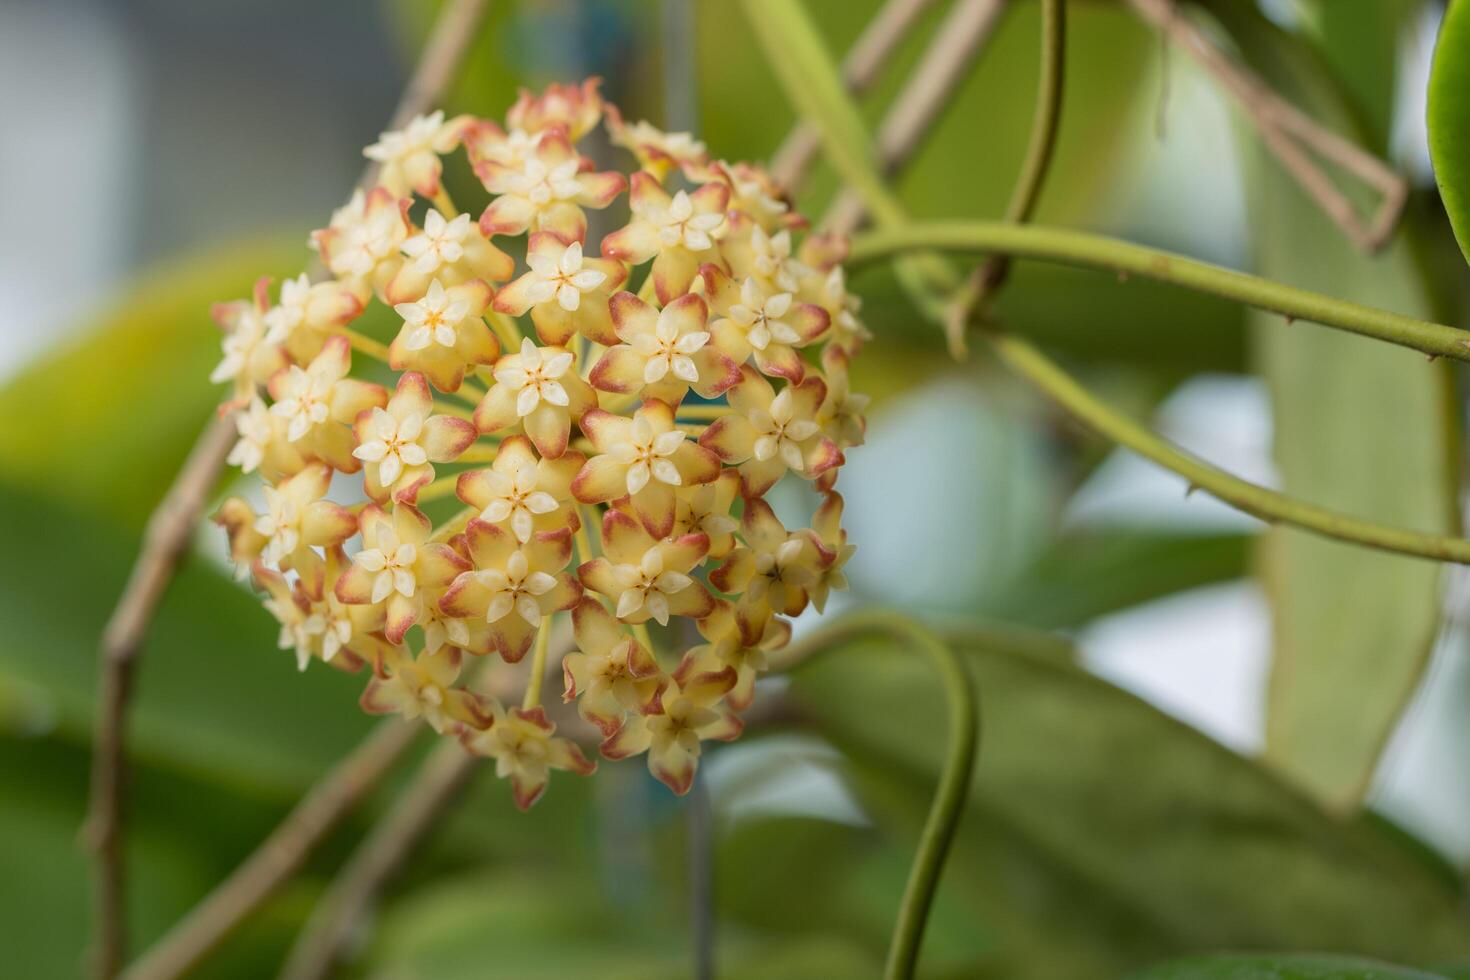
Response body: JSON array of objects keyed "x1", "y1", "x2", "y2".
[
  {"x1": 506, "y1": 77, "x2": 605, "y2": 141},
  {"x1": 352, "y1": 371, "x2": 478, "y2": 503},
  {"x1": 588, "y1": 292, "x2": 741, "y2": 408},
  {"x1": 255, "y1": 549, "x2": 380, "y2": 672},
  {"x1": 600, "y1": 653, "x2": 742, "y2": 796},
  {"x1": 335, "y1": 503, "x2": 470, "y2": 644},
  {"x1": 249, "y1": 462, "x2": 358, "y2": 591},
  {"x1": 312, "y1": 187, "x2": 411, "y2": 292},
  {"x1": 387, "y1": 277, "x2": 499, "y2": 393},
  {"x1": 385, "y1": 209, "x2": 515, "y2": 305},
  {"x1": 701, "y1": 264, "x2": 829, "y2": 383},
  {"x1": 492, "y1": 232, "x2": 627, "y2": 347},
  {"x1": 227, "y1": 396, "x2": 306, "y2": 481},
  {"x1": 572, "y1": 398, "x2": 722, "y2": 539},
  {"x1": 455, "y1": 434, "x2": 583, "y2": 543},
  {"x1": 602, "y1": 172, "x2": 728, "y2": 304},
  {"x1": 673, "y1": 469, "x2": 741, "y2": 560},
  {"x1": 262, "y1": 273, "x2": 366, "y2": 365},
  {"x1": 698, "y1": 367, "x2": 843, "y2": 496},
  {"x1": 461, "y1": 701, "x2": 596, "y2": 810},
  {"x1": 687, "y1": 599, "x2": 791, "y2": 711},
  {"x1": 710, "y1": 497, "x2": 826, "y2": 619},
  {"x1": 476, "y1": 130, "x2": 625, "y2": 243},
  {"x1": 210, "y1": 277, "x2": 287, "y2": 410},
  {"x1": 577, "y1": 507, "x2": 715, "y2": 626},
  {"x1": 363, "y1": 109, "x2": 472, "y2": 198},
  {"x1": 474, "y1": 338, "x2": 597, "y2": 459},
  {"x1": 360, "y1": 644, "x2": 494, "y2": 734},
  {"x1": 561, "y1": 596, "x2": 666, "y2": 734},
  {"x1": 267, "y1": 335, "x2": 389, "y2": 472},
  {"x1": 606, "y1": 103, "x2": 709, "y2": 180},
  {"x1": 439, "y1": 521, "x2": 582, "y2": 662},
  {"x1": 805, "y1": 491, "x2": 855, "y2": 614}
]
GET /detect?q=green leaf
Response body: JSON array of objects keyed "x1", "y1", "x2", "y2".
[
  {"x1": 790, "y1": 632, "x2": 1470, "y2": 978},
  {"x1": 1429, "y1": 0, "x2": 1470, "y2": 266},
  {"x1": 1132, "y1": 953, "x2": 1451, "y2": 980},
  {"x1": 1207, "y1": 7, "x2": 1458, "y2": 808}
]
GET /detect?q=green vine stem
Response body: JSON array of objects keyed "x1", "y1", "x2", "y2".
[
  {"x1": 987, "y1": 330, "x2": 1470, "y2": 564},
  {"x1": 947, "y1": 0, "x2": 1067, "y2": 355},
  {"x1": 849, "y1": 221, "x2": 1470, "y2": 362},
  {"x1": 779, "y1": 610, "x2": 979, "y2": 980}
]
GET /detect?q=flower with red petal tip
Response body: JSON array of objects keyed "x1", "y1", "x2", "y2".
[
  {"x1": 572, "y1": 399, "x2": 721, "y2": 539},
  {"x1": 711, "y1": 498, "x2": 824, "y2": 619},
  {"x1": 352, "y1": 372, "x2": 477, "y2": 503},
  {"x1": 561, "y1": 597, "x2": 667, "y2": 734},
  {"x1": 804, "y1": 491, "x2": 854, "y2": 615},
  {"x1": 387, "y1": 278, "x2": 499, "y2": 393},
  {"x1": 699, "y1": 367, "x2": 843, "y2": 497},
  {"x1": 700, "y1": 159, "x2": 803, "y2": 232},
  {"x1": 440, "y1": 522, "x2": 582, "y2": 662},
  {"x1": 492, "y1": 232, "x2": 627, "y2": 347},
  {"x1": 229, "y1": 397, "x2": 306, "y2": 481},
  {"x1": 600, "y1": 654, "x2": 742, "y2": 796},
  {"x1": 577, "y1": 509, "x2": 714, "y2": 626},
  {"x1": 589, "y1": 293, "x2": 740, "y2": 407},
  {"x1": 257, "y1": 550, "x2": 378, "y2": 672},
  {"x1": 263, "y1": 273, "x2": 366, "y2": 364},
  {"x1": 507, "y1": 77, "x2": 605, "y2": 141},
  {"x1": 701, "y1": 265, "x2": 829, "y2": 382},
  {"x1": 473, "y1": 338, "x2": 596, "y2": 459},
  {"x1": 602, "y1": 173, "x2": 728, "y2": 304},
  {"x1": 335, "y1": 503, "x2": 469, "y2": 644},
  {"x1": 211, "y1": 278, "x2": 287, "y2": 409},
  {"x1": 268, "y1": 336, "x2": 389, "y2": 473},
  {"x1": 363, "y1": 110, "x2": 471, "y2": 198},
  {"x1": 476, "y1": 130, "x2": 625, "y2": 242},
  {"x1": 605, "y1": 103, "x2": 709, "y2": 180},
  {"x1": 688, "y1": 599, "x2": 791, "y2": 711},
  {"x1": 461, "y1": 701, "x2": 596, "y2": 810},
  {"x1": 720, "y1": 214, "x2": 803, "y2": 294},
  {"x1": 360, "y1": 644, "x2": 494, "y2": 734},
  {"x1": 312, "y1": 187, "x2": 412, "y2": 291},
  {"x1": 386, "y1": 210, "x2": 515, "y2": 304},
  {"x1": 463, "y1": 120, "x2": 545, "y2": 172},
  {"x1": 673, "y1": 469, "x2": 741, "y2": 560},
  {"x1": 456, "y1": 435, "x2": 583, "y2": 543},
  {"x1": 251, "y1": 463, "x2": 358, "y2": 591}
]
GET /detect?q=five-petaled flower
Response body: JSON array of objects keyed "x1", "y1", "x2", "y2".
[
  {"x1": 602, "y1": 172, "x2": 728, "y2": 304},
  {"x1": 474, "y1": 337, "x2": 596, "y2": 458},
  {"x1": 267, "y1": 336, "x2": 388, "y2": 471},
  {"x1": 492, "y1": 232, "x2": 626, "y2": 347},
  {"x1": 461, "y1": 701, "x2": 596, "y2": 810},
  {"x1": 387, "y1": 278, "x2": 498, "y2": 393},
  {"x1": 561, "y1": 597, "x2": 666, "y2": 735},
  {"x1": 577, "y1": 508, "x2": 714, "y2": 626},
  {"x1": 336, "y1": 503, "x2": 469, "y2": 644},
  {"x1": 363, "y1": 109, "x2": 470, "y2": 198},
  {"x1": 456, "y1": 435, "x2": 582, "y2": 543},
  {"x1": 353, "y1": 372, "x2": 477, "y2": 502},
  {"x1": 700, "y1": 367, "x2": 843, "y2": 496},
  {"x1": 589, "y1": 292, "x2": 740, "y2": 407},
  {"x1": 361, "y1": 644, "x2": 493, "y2": 734},
  {"x1": 477, "y1": 130, "x2": 624, "y2": 243}
]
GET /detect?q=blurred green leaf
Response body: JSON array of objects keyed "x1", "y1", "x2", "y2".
[
  {"x1": 0, "y1": 239, "x2": 300, "y2": 531},
  {"x1": 1313, "y1": 0, "x2": 1421, "y2": 150},
  {"x1": 1428, "y1": 0, "x2": 1470, "y2": 266},
  {"x1": 790, "y1": 632, "x2": 1470, "y2": 978},
  {"x1": 1211, "y1": 8, "x2": 1457, "y2": 809},
  {"x1": 1132, "y1": 953, "x2": 1450, "y2": 980},
  {"x1": 0, "y1": 477, "x2": 376, "y2": 794}
]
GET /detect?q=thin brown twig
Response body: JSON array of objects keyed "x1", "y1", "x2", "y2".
[
  {"x1": 823, "y1": 0, "x2": 1011, "y2": 236},
  {"x1": 276, "y1": 739, "x2": 480, "y2": 980},
  {"x1": 119, "y1": 720, "x2": 424, "y2": 980},
  {"x1": 768, "y1": 0, "x2": 939, "y2": 191},
  {"x1": 83, "y1": 1, "x2": 493, "y2": 975},
  {"x1": 1125, "y1": 0, "x2": 1407, "y2": 253}
]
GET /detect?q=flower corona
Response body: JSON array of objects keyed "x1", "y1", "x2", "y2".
[{"x1": 212, "y1": 79, "x2": 867, "y2": 809}]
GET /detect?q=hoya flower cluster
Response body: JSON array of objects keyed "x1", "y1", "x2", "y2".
[{"x1": 211, "y1": 79, "x2": 868, "y2": 809}]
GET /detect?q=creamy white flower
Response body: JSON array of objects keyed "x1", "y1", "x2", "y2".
[
  {"x1": 270, "y1": 364, "x2": 333, "y2": 442},
  {"x1": 611, "y1": 549, "x2": 692, "y2": 626},
  {"x1": 624, "y1": 120, "x2": 706, "y2": 161},
  {"x1": 494, "y1": 338, "x2": 575, "y2": 417},
  {"x1": 264, "y1": 274, "x2": 312, "y2": 344},
  {"x1": 606, "y1": 414, "x2": 687, "y2": 495},
  {"x1": 474, "y1": 550, "x2": 558, "y2": 625},
  {"x1": 749, "y1": 227, "x2": 801, "y2": 292},
  {"x1": 750, "y1": 387, "x2": 820, "y2": 471},
  {"x1": 364, "y1": 110, "x2": 450, "y2": 164},
  {"x1": 477, "y1": 464, "x2": 559, "y2": 542},
  {"x1": 228, "y1": 398, "x2": 274, "y2": 473},
  {"x1": 254, "y1": 485, "x2": 303, "y2": 563},
  {"x1": 353, "y1": 524, "x2": 420, "y2": 603},
  {"x1": 394, "y1": 278, "x2": 470, "y2": 351},
  {"x1": 353, "y1": 406, "x2": 429, "y2": 485},
  {"x1": 401, "y1": 211, "x2": 472, "y2": 275},
  {"x1": 210, "y1": 307, "x2": 272, "y2": 386},
  {"x1": 325, "y1": 190, "x2": 405, "y2": 279},
  {"x1": 727, "y1": 277, "x2": 799, "y2": 351},
  {"x1": 523, "y1": 240, "x2": 607, "y2": 312},
  {"x1": 502, "y1": 155, "x2": 582, "y2": 205},
  {"x1": 653, "y1": 190, "x2": 724, "y2": 251},
  {"x1": 628, "y1": 308, "x2": 709, "y2": 384}
]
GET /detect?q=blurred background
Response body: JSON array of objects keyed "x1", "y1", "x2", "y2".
[{"x1": 5, "y1": 0, "x2": 1470, "y2": 976}]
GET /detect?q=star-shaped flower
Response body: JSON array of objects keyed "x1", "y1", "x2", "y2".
[
  {"x1": 698, "y1": 367, "x2": 843, "y2": 496},
  {"x1": 701, "y1": 265, "x2": 829, "y2": 382},
  {"x1": 605, "y1": 104, "x2": 709, "y2": 180},
  {"x1": 572, "y1": 399, "x2": 721, "y2": 539},
  {"x1": 506, "y1": 77, "x2": 604, "y2": 141},
  {"x1": 492, "y1": 232, "x2": 627, "y2": 347},
  {"x1": 335, "y1": 503, "x2": 470, "y2": 644},
  {"x1": 250, "y1": 463, "x2": 358, "y2": 593},
  {"x1": 210, "y1": 277, "x2": 287, "y2": 410},
  {"x1": 561, "y1": 597, "x2": 666, "y2": 735},
  {"x1": 455, "y1": 434, "x2": 583, "y2": 543},
  {"x1": 360, "y1": 644, "x2": 494, "y2": 734},
  {"x1": 710, "y1": 498, "x2": 826, "y2": 621},
  {"x1": 588, "y1": 292, "x2": 740, "y2": 407},
  {"x1": 601, "y1": 172, "x2": 728, "y2": 303},
  {"x1": 577, "y1": 508, "x2": 714, "y2": 626},
  {"x1": 387, "y1": 278, "x2": 498, "y2": 393},
  {"x1": 686, "y1": 599, "x2": 791, "y2": 711},
  {"x1": 386, "y1": 209, "x2": 514, "y2": 305},
  {"x1": 262, "y1": 273, "x2": 366, "y2": 365},
  {"x1": 352, "y1": 371, "x2": 478, "y2": 503},
  {"x1": 461, "y1": 701, "x2": 596, "y2": 810},
  {"x1": 476, "y1": 131, "x2": 625, "y2": 242},
  {"x1": 267, "y1": 335, "x2": 389, "y2": 472},
  {"x1": 312, "y1": 187, "x2": 412, "y2": 289},
  {"x1": 363, "y1": 109, "x2": 470, "y2": 198},
  {"x1": 473, "y1": 337, "x2": 597, "y2": 459}
]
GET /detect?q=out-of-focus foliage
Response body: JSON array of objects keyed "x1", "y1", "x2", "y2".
[
  {"x1": 1428, "y1": 0, "x2": 1470, "y2": 265},
  {"x1": 1132, "y1": 953, "x2": 1455, "y2": 980},
  {"x1": 4, "y1": 0, "x2": 1470, "y2": 977}
]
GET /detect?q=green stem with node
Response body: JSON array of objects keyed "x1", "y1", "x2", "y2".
[
  {"x1": 848, "y1": 221, "x2": 1470, "y2": 362},
  {"x1": 778, "y1": 609, "x2": 977, "y2": 980},
  {"x1": 522, "y1": 615, "x2": 554, "y2": 710}
]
